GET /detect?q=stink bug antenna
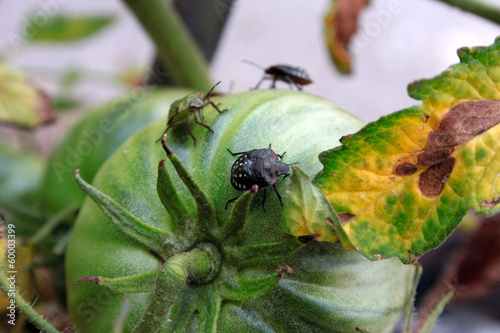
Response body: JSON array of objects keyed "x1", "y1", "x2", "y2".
[
  {"x1": 242, "y1": 59, "x2": 265, "y2": 70},
  {"x1": 204, "y1": 81, "x2": 221, "y2": 100}
]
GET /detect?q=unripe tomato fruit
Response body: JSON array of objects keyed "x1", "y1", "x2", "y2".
[{"x1": 66, "y1": 89, "x2": 416, "y2": 332}]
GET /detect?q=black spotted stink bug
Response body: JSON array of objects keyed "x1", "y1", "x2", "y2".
[
  {"x1": 225, "y1": 144, "x2": 297, "y2": 211},
  {"x1": 159, "y1": 81, "x2": 227, "y2": 146}
]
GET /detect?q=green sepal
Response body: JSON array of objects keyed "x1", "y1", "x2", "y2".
[
  {"x1": 197, "y1": 290, "x2": 222, "y2": 333},
  {"x1": 73, "y1": 170, "x2": 174, "y2": 260},
  {"x1": 77, "y1": 269, "x2": 158, "y2": 294},
  {"x1": 161, "y1": 288, "x2": 198, "y2": 332},
  {"x1": 156, "y1": 159, "x2": 194, "y2": 234},
  {"x1": 220, "y1": 266, "x2": 292, "y2": 300},
  {"x1": 162, "y1": 145, "x2": 217, "y2": 235},
  {"x1": 224, "y1": 237, "x2": 305, "y2": 267},
  {"x1": 218, "y1": 185, "x2": 258, "y2": 244}
]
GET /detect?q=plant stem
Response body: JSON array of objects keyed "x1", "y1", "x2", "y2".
[
  {"x1": 132, "y1": 247, "x2": 213, "y2": 333},
  {"x1": 122, "y1": 0, "x2": 213, "y2": 91},
  {"x1": 28, "y1": 204, "x2": 78, "y2": 246},
  {"x1": 435, "y1": 0, "x2": 500, "y2": 25},
  {"x1": 0, "y1": 270, "x2": 60, "y2": 333}
]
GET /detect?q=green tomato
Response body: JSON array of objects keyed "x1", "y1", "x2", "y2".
[
  {"x1": 66, "y1": 89, "x2": 416, "y2": 332},
  {"x1": 41, "y1": 88, "x2": 191, "y2": 214}
]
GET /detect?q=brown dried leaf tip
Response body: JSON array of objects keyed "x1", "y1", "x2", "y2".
[
  {"x1": 324, "y1": 0, "x2": 370, "y2": 74},
  {"x1": 77, "y1": 276, "x2": 101, "y2": 285}
]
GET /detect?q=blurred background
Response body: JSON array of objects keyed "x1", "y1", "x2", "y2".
[
  {"x1": 1, "y1": 0, "x2": 499, "y2": 151},
  {"x1": 1, "y1": 0, "x2": 500, "y2": 331}
]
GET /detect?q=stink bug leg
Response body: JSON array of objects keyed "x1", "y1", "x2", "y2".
[
  {"x1": 227, "y1": 148, "x2": 247, "y2": 156},
  {"x1": 262, "y1": 188, "x2": 268, "y2": 211},
  {"x1": 203, "y1": 81, "x2": 228, "y2": 114},
  {"x1": 225, "y1": 195, "x2": 242, "y2": 210},
  {"x1": 185, "y1": 122, "x2": 197, "y2": 146},
  {"x1": 272, "y1": 183, "x2": 283, "y2": 206}
]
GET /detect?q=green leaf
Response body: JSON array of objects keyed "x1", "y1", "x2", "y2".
[
  {"x1": 282, "y1": 165, "x2": 339, "y2": 243},
  {"x1": 25, "y1": 15, "x2": 115, "y2": 42},
  {"x1": 0, "y1": 63, "x2": 54, "y2": 128},
  {"x1": 314, "y1": 37, "x2": 500, "y2": 263}
]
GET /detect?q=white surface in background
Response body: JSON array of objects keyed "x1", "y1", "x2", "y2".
[
  {"x1": 0, "y1": 0, "x2": 154, "y2": 104},
  {"x1": 212, "y1": 0, "x2": 500, "y2": 122},
  {"x1": 0, "y1": 0, "x2": 499, "y2": 123}
]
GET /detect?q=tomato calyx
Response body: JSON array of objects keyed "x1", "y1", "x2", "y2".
[{"x1": 72, "y1": 140, "x2": 310, "y2": 331}]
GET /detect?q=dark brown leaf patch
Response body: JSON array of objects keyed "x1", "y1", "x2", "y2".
[
  {"x1": 394, "y1": 162, "x2": 418, "y2": 176},
  {"x1": 417, "y1": 147, "x2": 454, "y2": 166},
  {"x1": 428, "y1": 100, "x2": 500, "y2": 149},
  {"x1": 413, "y1": 100, "x2": 500, "y2": 197},
  {"x1": 298, "y1": 234, "x2": 319, "y2": 244},
  {"x1": 338, "y1": 212, "x2": 355, "y2": 225},
  {"x1": 418, "y1": 157, "x2": 455, "y2": 198}
]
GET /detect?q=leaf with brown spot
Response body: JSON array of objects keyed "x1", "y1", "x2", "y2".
[
  {"x1": 0, "y1": 63, "x2": 55, "y2": 128},
  {"x1": 313, "y1": 37, "x2": 500, "y2": 263},
  {"x1": 324, "y1": 0, "x2": 370, "y2": 74}
]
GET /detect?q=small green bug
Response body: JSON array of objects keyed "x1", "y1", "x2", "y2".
[{"x1": 160, "y1": 81, "x2": 227, "y2": 145}]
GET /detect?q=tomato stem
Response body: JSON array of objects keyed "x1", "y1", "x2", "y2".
[
  {"x1": 28, "y1": 204, "x2": 78, "y2": 246},
  {"x1": 435, "y1": 0, "x2": 500, "y2": 25},
  {"x1": 403, "y1": 264, "x2": 423, "y2": 333},
  {"x1": 121, "y1": 0, "x2": 213, "y2": 91},
  {"x1": 131, "y1": 247, "x2": 213, "y2": 333},
  {"x1": 0, "y1": 237, "x2": 60, "y2": 333}
]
